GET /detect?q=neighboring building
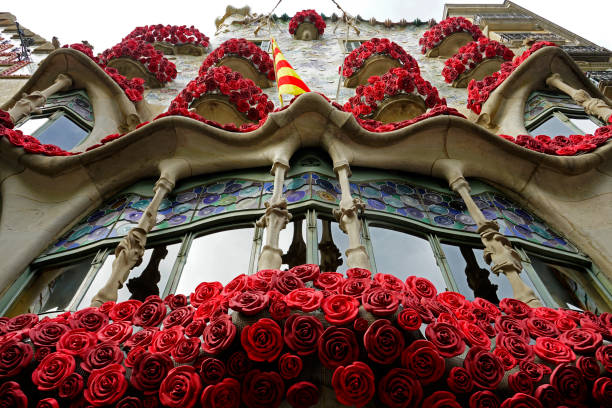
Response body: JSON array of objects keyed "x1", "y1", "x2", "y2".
[{"x1": 0, "y1": 1, "x2": 611, "y2": 407}]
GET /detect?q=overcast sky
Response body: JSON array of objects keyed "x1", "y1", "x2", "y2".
[{"x1": 7, "y1": 1, "x2": 611, "y2": 52}]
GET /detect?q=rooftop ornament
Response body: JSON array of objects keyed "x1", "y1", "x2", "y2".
[
  {"x1": 419, "y1": 16, "x2": 484, "y2": 58},
  {"x1": 200, "y1": 38, "x2": 275, "y2": 89},
  {"x1": 0, "y1": 264, "x2": 611, "y2": 407},
  {"x1": 341, "y1": 38, "x2": 419, "y2": 88},
  {"x1": 288, "y1": 10, "x2": 326, "y2": 41}
]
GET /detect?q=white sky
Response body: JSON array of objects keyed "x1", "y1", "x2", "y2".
[{"x1": 6, "y1": 1, "x2": 612, "y2": 52}]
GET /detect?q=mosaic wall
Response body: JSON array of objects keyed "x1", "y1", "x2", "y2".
[
  {"x1": 144, "y1": 19, "x2": 467, "y2": 111},
  {"x1": 44, "y1": 174, "x2": 577, "y2": 256}
]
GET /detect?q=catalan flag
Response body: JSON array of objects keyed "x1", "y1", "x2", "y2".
[{"x1": 271, "y1": 37, "x2": 310, "y2": 106}]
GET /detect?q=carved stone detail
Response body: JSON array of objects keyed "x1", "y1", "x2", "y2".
[
  {"x1": 344, "y1": 55, "x2": 401, "y2": 88},
  {"x1": 449, "y1": 173, "x2": 542, "y2": 307},
  {"x1": 8, "y1": 73, "x2": 72, "y2": 123},
  {"x1": 106, "y1": 57, "x2": 163, "y2": 89},
  {"x1": 546, "y1": 73, "x2": 612, "y2": 123},
  {"x1": 334, "y1": 163, "x2": 371, "y2": 270},
  {"x1": 90, "y1": 176, "x2": 174, "y2": 306},
  {"x1": 190, "y1": 94, "x2": 253, "y2": 126},
  {"x1": 216, "y1": 56, "x2": 272, "y2": 89},
  {"x1": 294, "y1": 22, "x2": 319, "y2": 41},
  {"x1": 425, "y1": 32, "x2": 474, "y2": 58},
  {"x1": 452, "y1": 58, "x2": 504, "y2": 88},
  {"x1": 370, "y1": 93, "x2": 426, "y2": 123}
]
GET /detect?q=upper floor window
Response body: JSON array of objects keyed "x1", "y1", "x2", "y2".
[
  {"x1": 524, "y1": 91, "x2": 602, "y2": 136},
  {"x1": 340, "y1": 39, "x2": 364, "y2": 53},
  {"x1": 248, "y1": 39, "x2": 271, "y2": 53},
  {"x1": 15, "y1": 90, "x2": 94, "y2": 151}
]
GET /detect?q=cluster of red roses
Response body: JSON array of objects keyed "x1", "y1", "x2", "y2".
[
  {"x1": 98, "y1": 39, "x2": 178, "y2": 84},
  {"x1": 63, "y1": 44, "x2": 146, "y2": 102},
  {"x1": 288, "y1": 10, "x2": 326, "y2": 36},
  {"x1": 154, "y1": 107, "x2": 265, "y2": 133},
  {"x1": 500, "y1": 123, "x2": 612, "y2": 156},
  {"x1": 442, "y1": 38, "x2": 514, "y2": 83},
  {"x1": 419, "y1": 16, "x2": 484, "y2": 55},
  {"x1": 354, "y1": 105, "x2": 466, "y2": 133},
  {"x1": 466, "y1": 41, "x2": 556, "y2": 114},
  {"x1": 341, "y1": 38, "x2": 420, "y2": 78},
  {"x1": 343, "y1": 67, "x2": 445, "y2": 118},
  {"x1": 169, "y1": 66, "x2": 274, "y2": 122},
  {"x1": 3, "y1": 263, "x2": 612, "y2": 408},
  {"x1": 0, "y1": 110, "x2": 74, "y2": 156},
  {"x1": 123, "y1": 24, "x2": 210, "y2": 49},
  {"x1": 199, "y1": 39, "x2": 275, "y2": 81}
]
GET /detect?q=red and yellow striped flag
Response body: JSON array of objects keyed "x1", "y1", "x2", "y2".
[{"x1": 271, "y1": 37, "x2": 310, "y2": 106}]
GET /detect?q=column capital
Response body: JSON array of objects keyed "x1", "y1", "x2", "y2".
[
  {"x1": 270, "y1": 159, "x2": 289, "y2": 176},
  {"x1": 333, "y1": 160, "x2": 351, "y2": 177}
]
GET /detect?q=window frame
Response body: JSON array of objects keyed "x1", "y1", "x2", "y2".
[{"x1": 338, "y1": 38, "x2": 366, "y2": 54}]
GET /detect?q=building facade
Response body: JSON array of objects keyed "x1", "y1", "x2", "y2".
[{"x1": 0, "y1": 1, "x2": 611, "y2": 407}]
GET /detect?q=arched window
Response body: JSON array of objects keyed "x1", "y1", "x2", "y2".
[
  {"x1": 14, "y1": 90, "x2": 94, "y2": 151},
  {"x1": 3, "y1": 151, "x2": 610, "y2": 316}
]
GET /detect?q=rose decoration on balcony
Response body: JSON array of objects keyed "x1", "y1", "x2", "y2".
[
  {"x1": 419, "y1": 16, "x2": 484, "y2": 56},
  {"x1": 62, "y1": 44, "x2": 145, "y2": 102},
  {"x1": 169, "y1": 66, "x2": 274, "y2": 124},
  {"x1": 1, "y1": 264, "x2": 612, "y2": 408},
  {"x1": 343, "y1": 67, "x2": 445, "y2": 123},
  {"x1": 288, "y1": 10, "x2": 326, "y2": 40},
  {"x1": 200, "y1": 38, "x2": 275, "y2": 87},
  {"x1": 124, "y1": 24, "x2": 210, "y2": 48},
  {"x1": 442, "y1": 38, "x2": 514, "y2": 86},
  {"x1": 341, "y1": 38, "x2": 419, "y2": 87},
  {"x1": 467, "y1": 41, "x2": 556, "y2": 114},
  {"x1": 98, "y1": 39, "x2": 178, "y2": 86}
]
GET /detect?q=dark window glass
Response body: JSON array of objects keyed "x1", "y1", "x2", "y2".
[
  {"x1": 529, "y1": 115, "x2": 576, "y2": 137},
  {"x1": 528, "y1": 255, "x2": 605, "y2": 313},
  {"x1": 37, "y1": 114, "x2": 89, "y2": 150},
  {"x1": 78, "y1": 242, "x2": 181, "y2": 308},
  {"x1": 441, "y1": 243, "x2": 539, "y2": 304},
  {"x1": 317, "y1": 218, "x2": 350, "y2": 274},
  {"x1": 175, "y1": 227, "x2": 254, "y2": 295},
  {"x1": 369, "y1": 226, "x2": 448, "y2": 292},
  {"x1": 8, "y1": 255, "x2": 95, "y2": 316}
]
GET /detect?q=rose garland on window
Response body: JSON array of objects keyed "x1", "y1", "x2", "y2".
[
  {"x1": 123, "y1": 24, "x2": 210, "y2": 48},
  {"x1": 62, "y1": 44, "x2": 145, "y2": 102},
  {"x1": 341, "y1": 38, "x2": 420, "y2": 78},
  {"x1": 169, "y1": 66, "x2": 274, "y2": 122},
  {"x1": 288, "y1": 10, "x2": 326, "y2": 36},
  {"x1": 343, "y1": 67, "x2": 445, "y2": 118},
  {"x1": 0, "y1": 112, "x2": 73, "y2": 156},
  {"x1": 98, "y1": 39, "x2": 178, "y2": 84},
  {"x1": 199, "y1": 38, "x2": 275, "y2": 81},
  {"x1": 1, "y1": 264, "x2": 612, "y2": 408},
  {"x1": 419, "y1": 16, "x2": 484, "y2": 55},
  {"x1": 467, "y1": 41, "x2": 556, "y2": 114},
  {"x1": 442, "y1": 38, "x2": 514, "y2": 83}
]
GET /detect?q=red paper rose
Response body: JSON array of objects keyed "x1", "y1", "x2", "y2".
[
  {"x1": 447, "y1": 366, "x2": 474, "y2": 394},
  {"x1": 81, "y1": 341, "x2": 123, "y2": 372},
  {"x1": 286, "y1": 381, "x2": 319, "y2": 408},
  {"x1": 241, "y1": 370, "x2": 285, "y2": 408},
  {"x1": 401, "y1": 340, "x2": 445, "y2": 384},
  {"x1": 321, "y1": 294, "x2": 360, "y2": 325},
  {"x1": 289, "y1": 264, "x2": 320, "y2": 282},
  {"x1": 36, "y1": 398, "x2": 59, "y2": 408},
  {"x1": 378, "y1": 368, "x2": 422, "y2": 408},
  {"x1": 332, "y1": 361, "x2": 375, "y2": 408},
  {"x1": 133, "y1": 297, "x2": 167, "y2": 327},
  {"x1": 190, "y1": 281, "x2": 223, "y2": 307},
  {"x1": 397, "y1": 307, "x2": 422, "y2": 330},
  {"x1": 32, "y1": 351, "x2": 75, "y2": 391},
  {"x1": 314, "y1": 272, "x2": 344, "y2": 291},
  {"x1": 125, "y1": 327, "x2": 158, "y2": 349},
  {"x1": 469, "y1": 391, "x2": 500, "y2": 408},
  {"x1": 162, "y1": 305, "x2": 194, "y2": 328},
  {"x1": 550, "y1": 364, "x2": 587, "y2": 405},
  {"x1": 58, "y1": 372, "x2": 84, "y2": 399},
  {"x1": 0, "y1": 339, "x2": 33, "y2": 378},
  {"x1": 199, "y1": 357, "x2": 225, "y2": 385},
  {"x1": 149, "y1": 326, "x2": 184, "y2": 353},
  {"x1": 361, "y1": 287, "x2": 400, "y2": 316},
  {"x1": 317, "y1": 326, "x2": 359, "y2": 370},
  {"x1": 559, "y1": 328, "x2": 603, "y2": 354},
  {"x1": 201, "y1": 315, "x2": 236, "y2": 355},
  {"x1": 97, "y1": 320, "x2": 133, "y2": 344},
  {"x1": 241, "y1": 318, "x2": 283, "y2": 362},
  {"x1": 0, "y1": 381, "x2": 27, "y2": 408},
  {"x1": 29, "y1": 320, "x2": 70, "y2": 347},
  {"x1": 593, "y1": 377, "x2": 612, "y2": 407},
  {"x1": 364, "y1": 319, "x2": 404, "y2": 364},
  {"x1": 84, "y1": 364, "x2": 128, "y2": 407},
  {"x1": 130, "y1": 351, "x2": 174, "y2": 394},
  {"x1": 229, "y1": 290, "x2": 270, "y2": 315},
  {"x1": 425, "y1": 321, "x2": 465, "y2": 358},
  {"x1": 159, "y1": 365, "x2": 202, "y2": 408},
  {"x1": 278, "y1": 353, "x2": 303, "y2": 379},
  {"x1": 109, "y1": 299, "x2": 142, "y2": 321},
  {"x1": 171, "y1": 336, "x2": 200, "y2": 363},
  {"x1": 284, "y1": 314, "x2": 324, "y2": 356},
  {"x1": 285, "y1": 288, "x2": 323, "y2": 312},
  {"x1": 201, "y1": 377, "x2": 240, "y2": 408},
  {"x1": 534, "y1": 336, "x2": 576, "y2": 364},
  {"x1": 422, "y1": 391, "x2": 461, "y2": 408},
  {"x1": 464, "y1": 347, "x2": 504, "y2": 390},
  {"x1": 534, "y1": 384, "x2": 559, "y2": 408},
  {"x1": 226, "y1": 350, "x2": 252, "y2": 379}
]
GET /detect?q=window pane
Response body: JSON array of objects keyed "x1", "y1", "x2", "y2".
[
  {"x1": 37, "y1": 114, "x2": 89, "y2": 151},
  {"x1": 369, "y1": 226, "x2": 448, "y2": 292},
  {"x1": 78, "y1": 243, "x2": 180, "y2": 308},
  {"x1": 529, "y1": 115, "x2": 575, "y2": 137},
  {"x1": 175, "y1": 228, "x2": 253, "y2": 295},
  {"x1": 441, "y1": 243, "x2": 540, "y2": 304},
  {"x1": 569, "y1": 117, "x2": 600, "y2": 134},
  {"x1": 317, "y1": 218, "x2": 350, "y2": 274},
  {"x1": 8, "y1": 255, "x2": 95, "y2": 316},
  {"x1": 16, "y1": 117, "x2": 49, "y2": 136},
  {"x1": 528, "y1": 255, "x2": 604, "y2": 313}
]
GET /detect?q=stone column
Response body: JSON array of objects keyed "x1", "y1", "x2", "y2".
[
  {"x1": 257, "y1": 161, "x2": 292, "y2": 270},
  {"x1": 546, "y1": 73, "x2": 612, "y2": 123},
  {"x1": 90, "y1": 176, "x2": 175, "y2": 306},
  {"x1": 449, "y1": 176, "x2": 542, "y2": 307},
  {"x1": 8, "y1": 74, "x2": 73, "y2": 124},
  {"x1": 333, "y1": 161, "x2": 370, "y2": 270}
]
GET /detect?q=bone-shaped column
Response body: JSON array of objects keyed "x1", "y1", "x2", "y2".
[
  {"x1": 546, "y1": 73, "x2": 612, "y2": 123},
  {"x1": 257, "y1": 161, "x2": 292, "y2": 270},
  {"x1": 449, "y1": 175, "x2": 542, "y2": 307},
  {"x1": 333, "y1": 161, "x2": 370, "y2": 270},
  {"x1": 8, "y1": 74, "x2": 73, "y2": 124}
]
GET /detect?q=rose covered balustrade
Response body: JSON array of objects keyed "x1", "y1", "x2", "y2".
[
  {"x1": 419, "y1": 17, "x2": 485, "y2": 59},
  {"x1": 288, "y1": 10, "x2": 326, "y2": 41}
]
